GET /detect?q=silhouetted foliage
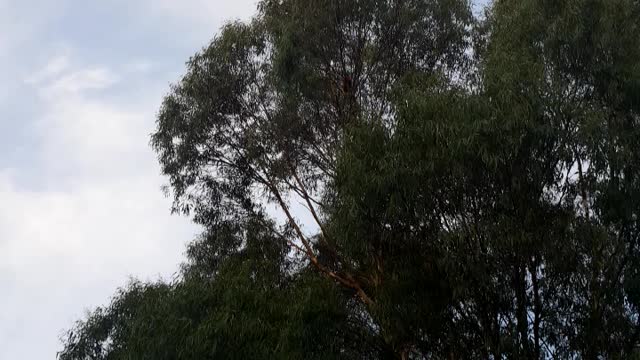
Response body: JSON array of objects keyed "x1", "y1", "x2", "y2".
[{"x1": 60, "y1": 0, "x2": 640, "y2": 358}]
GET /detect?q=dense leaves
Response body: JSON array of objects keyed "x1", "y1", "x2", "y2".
[{"x1": 60, "y1": 0, "x2": 640, "y2": 359}]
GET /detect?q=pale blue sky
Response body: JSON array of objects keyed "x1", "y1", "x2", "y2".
[{"x1": 0, "y1": 1, "x2": 256, "y2": 358}]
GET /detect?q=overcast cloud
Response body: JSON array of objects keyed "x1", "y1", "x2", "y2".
[{"x1": 0, "y1": 1, "x2": 257, "y2": 358}]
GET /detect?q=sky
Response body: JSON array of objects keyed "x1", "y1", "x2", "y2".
[{"x1": 0, "y1": 1, "x2": 258, "y2": 358}]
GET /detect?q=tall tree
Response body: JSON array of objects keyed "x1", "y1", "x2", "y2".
[{"x1": 148, "y1": 0, "x2": 472, "y2": 356}]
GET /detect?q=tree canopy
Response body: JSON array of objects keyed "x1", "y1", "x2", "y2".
[{"x1": 59, "y1": 0, "x2": 640, "y2": 358}]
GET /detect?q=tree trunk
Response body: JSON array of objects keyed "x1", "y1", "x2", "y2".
[
  {"x1": 515, "y1": 264, "x2": 530, "y2": 357},
  {"x1": 531, "y1": 258, "x2": 542, "y2": 359}
]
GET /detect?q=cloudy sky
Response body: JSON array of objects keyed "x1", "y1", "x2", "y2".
[{"x1": 0, "y1": 1, "x2": 257, "y2": 358}]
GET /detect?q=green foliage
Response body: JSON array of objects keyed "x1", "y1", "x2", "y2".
[
  {"x1": 60, "y1": 0, "x2": 640, "y2": 359},
  {"x1": 59, "y1": 215, "x2": 373, "y2": 360}
]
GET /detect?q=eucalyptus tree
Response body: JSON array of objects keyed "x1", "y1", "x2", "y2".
[{"x1": 148, "y1": 0, "x2": 472, "y2": 357}]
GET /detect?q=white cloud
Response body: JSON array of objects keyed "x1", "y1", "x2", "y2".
[
  {"x1": 26, "y1": 59, "x2": 149, "y2": 179},
  {"x1": 0, "y1": 55, "x2": 196, "y2": 359},
  {"x1": 36, "y1": 95, "x2": 143, "y2": 178},
  {"x1": 44, "y1": 67, "x2": 119, "y2": 95},
  {"x1": 0, "y1": 171, "x2": 195, "y2": 359},
  {"x1": 152, "y1": 0, "x2": 258, "y2": 24},
  {"x1": 125, "y1": 59, "x2": 154, "y2": 74},
  {"x1": 25, "y1": 52, "x2": 71, "y2": 85}
]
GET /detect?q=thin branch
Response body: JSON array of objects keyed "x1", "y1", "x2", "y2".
[
  {"x1": 291, "y1": 169, "x2": 333, "y2": 243},
  {"x1": 574, "y1": 145, "x2": 590, "y2": 221},
  {"x1": 265, "y1": 173, "x2": 374, "y2": 305}
]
